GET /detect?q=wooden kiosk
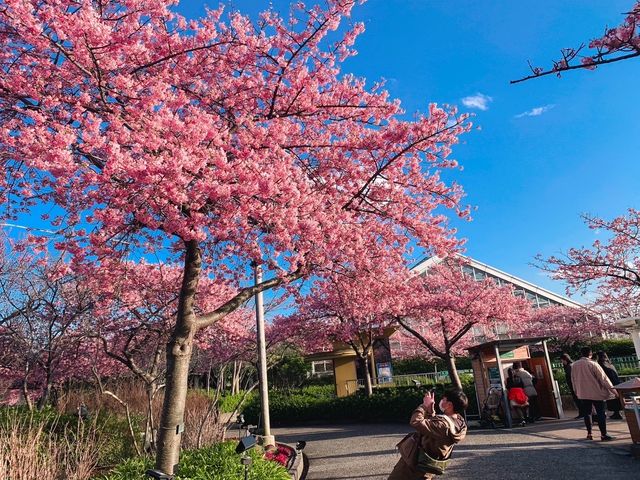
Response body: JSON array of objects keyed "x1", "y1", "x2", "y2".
[
  {"x1": 467, "y1": 336, "x2": 564, "y2": 428},
  {"x1": 305, "y1": 328, "x2": 396, "y2": 398}
]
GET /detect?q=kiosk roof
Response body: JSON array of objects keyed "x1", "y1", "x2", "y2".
[{"x1": 466, "y1": 336, "x2": 551, "y2": 353}]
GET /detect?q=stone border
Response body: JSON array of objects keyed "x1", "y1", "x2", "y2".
[{"x1": 283, "y1": 443, "x2": 305, "y2": 480}]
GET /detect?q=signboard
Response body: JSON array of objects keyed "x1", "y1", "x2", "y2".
[
  {"x1": 481, "y1": 345, "x2": 530, "y2": 363},
  {"x1": 488, "y1": 366, "x2": 502, "y2": 386},
  {"x1": 377, "y1": 362, "x2": 393, "y2": 384}
]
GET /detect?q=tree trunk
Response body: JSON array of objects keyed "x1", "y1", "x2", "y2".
[
  {"x1": 37, "y1": 381, "x2": 51, "y2": 410},
  {"x1": 445, "y1": 353, "x2": 462, "y2": 391},
  {"x1": 362, "y1": 355, "x2": 373, "y2": 396},
  {"x1": 155, "y1": 240, "x2": 201, "y2": 475},
  {"x1": 232, "y1": 361, "x2": 241, "y2": 395},
  {"x1": 22, "y1": 364, "x2": 33, "y2": 411},
  {"x1": 144, "y1": 383, "x2": 157, "y2": 453}
]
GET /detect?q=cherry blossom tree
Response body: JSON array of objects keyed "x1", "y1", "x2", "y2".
[
  {"x1": 512, "y1": 2, "x2": 640, "y2": 83},
  {"x1": 0, "y1": 247, "x2": 93, "y2": 410},
  {"x1": 519, "y1": 305, "x2": 612, "y2": 350},
  {"x1": 395, "y1": 260, "x2": 531, "y2": 389},
  {"x1": 0, "y1": 1, "x2": 470, "y2": 471},
  {"x1": 538, "y1": 209, "x2": 640, "y2": 322},
  {"x1": 285, "y1": 261, "x2": 410, "y2": 396},
  {"x1": 539, "y1": 210, "x2": 640, "y2": 292}
]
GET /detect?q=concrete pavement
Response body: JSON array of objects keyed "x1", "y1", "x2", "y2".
[{"x1": 273, "y1": 415, "x2": 639, "y2": 480}]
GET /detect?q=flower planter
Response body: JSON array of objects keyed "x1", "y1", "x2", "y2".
[{"x1": 265, "y1": 442, "x2": 305, "y2": 480}]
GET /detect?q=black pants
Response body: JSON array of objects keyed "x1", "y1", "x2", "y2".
[
  {"x1": 578, "y1": 399, "x2": 607, "y2": 435},
  {"x1": 527, "y1": 395, "x2": 539, "y2": 420},
  {"x1": 569, "y1": 388, "x2": 581, "y2": 412}
]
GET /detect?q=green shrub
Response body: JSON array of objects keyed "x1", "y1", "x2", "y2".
[
  {"x1": 103, "y1": 442, "x2": 289, "y2": 480},
  {"x1": 391, "y1": 356, "x2": 472, "y2": 375},
  {"x1": 241, "y1": 380, "x2": 477, "y2": 426},
  {"x1": 268, "y1": 351, "x2": 310, "y2": 389},
  {"x1": 301, "y1": 375, "x2": 335, "y2": 387},
  {"x1": 218, "y1": 392, "x2": 255, "y2": 414},
  {"x1": 552, "y1": 369, "x2": 571, "y2": 396},
  {"x1": 551, "y1": 339, "x2": 636, "y2": 359}
]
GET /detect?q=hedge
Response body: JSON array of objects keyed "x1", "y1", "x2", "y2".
[
  {"x1": 551, "y1": 339, "x2": 636, "y2": 359},
  {"x1": 392, "y1": 357, "x2": 472, "y2": 375},
  {"x1": 241, "y1": 380, "x2": 477, "y2": 426}
]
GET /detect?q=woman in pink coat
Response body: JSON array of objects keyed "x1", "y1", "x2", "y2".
[{"x1": 570, "y1": 346, "x2": 618, "y2": 441}]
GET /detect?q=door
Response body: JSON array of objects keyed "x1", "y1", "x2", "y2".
[{"x1": 527, "y1": 357, "x2": 558, "y2": 418}]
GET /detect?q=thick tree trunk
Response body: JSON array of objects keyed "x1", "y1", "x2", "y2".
[
  {"x1": 445, "y1": 353, "x2": 462, "y2": 391},
  {"x1": 155, "y1": 240, "x2": 201, "y2": 475}
]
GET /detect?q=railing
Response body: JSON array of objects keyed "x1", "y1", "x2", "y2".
[
  {"x1": 344, "y1": 370, "x2": 474, "y2": 393},
  {"x1": 551, "y1": 355, "x2": 639, "y2": 372}
]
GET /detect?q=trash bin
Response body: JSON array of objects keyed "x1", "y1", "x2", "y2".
[{"x1": 614, "y1": 377, "x2": 640, "y2": 445}]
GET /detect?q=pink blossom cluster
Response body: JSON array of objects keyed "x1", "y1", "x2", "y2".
[
  {"x1": 542, "y1": 209, "x2": 640, "y2": 323},
  {"x1": 514, "y1": 2, "x2": 640, "y2": 82}
]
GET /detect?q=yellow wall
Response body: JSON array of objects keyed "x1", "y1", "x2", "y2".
[{"x1": 333, "y1": 357, "x2": 357, "y2": 398}]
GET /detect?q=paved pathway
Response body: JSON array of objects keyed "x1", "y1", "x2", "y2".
[{"x1": 274, "y1": 415, "x2": 639, "y2": 480}]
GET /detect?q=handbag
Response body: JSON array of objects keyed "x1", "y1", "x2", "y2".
[
  {"x1": 396, "y1": 431, "x2": 419, "y2": 467},
  {"x1": 416, "y1": 448, "x2": 450, "y2": 475}
]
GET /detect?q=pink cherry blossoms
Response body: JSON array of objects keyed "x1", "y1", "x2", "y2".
[
  {"x1": 0, "y1": 0, "x2": 471, "y2": 472},
  {"x1": 512, "y1": 2, "x2": 640, "y2": 83}
]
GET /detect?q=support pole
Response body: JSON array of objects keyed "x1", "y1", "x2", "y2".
[
  {"x1": 542, "y1": 340, "x2": 564, "y2": 419},
  {"x1": 254, "y1": 264, "x2": 274, "y2": 448},
  {"x1": 630, "y1": 328, "x2": 640, "y2": 362},
  {"x1": 494, "y1": 344, "x2": 512, "y2": 428}
]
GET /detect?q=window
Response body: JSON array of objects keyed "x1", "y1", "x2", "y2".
[
  {"x1": 474, "y1": 269, "x2": 487, "y2": 281},
  {"x1": 311, "y1": 360, "x2": 334, "y2": 376},
  {"x1": 461, "y1": 265, "x2": 475, "y2": 278},
  {"x1": 537, "y1": 297, "x2": 550, "y2": 308}
]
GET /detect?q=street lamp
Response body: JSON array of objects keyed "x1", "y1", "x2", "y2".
[{"x1": 254, "y1": 263, "x2": 275, "y2": 449}]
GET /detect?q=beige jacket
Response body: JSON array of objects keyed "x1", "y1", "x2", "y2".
[{"x1": 570, "y1": 357, "x2": 616, "y2": 401}]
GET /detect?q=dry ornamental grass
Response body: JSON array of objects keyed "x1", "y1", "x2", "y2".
[{"x1": 0, "y1": 412, "x2": 100, "y2": 480}]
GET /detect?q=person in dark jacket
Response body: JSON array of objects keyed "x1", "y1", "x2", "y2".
[
  {"x1": 560, "y1": 353, "x2": 582, "y2": 419},
  {"x1": 388, "y1": 389, "x2": 468, "y2": 480},
  {"x1": 597, "y1": 351, "x2": 623, "y2": 420},
  {"x1": 513, "y1": 361, "x2": 539, "y2": 422}
]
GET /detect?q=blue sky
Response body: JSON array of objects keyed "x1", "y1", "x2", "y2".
[{"x1": 176, "y1": 0, "x2": 640, "y2": 300}]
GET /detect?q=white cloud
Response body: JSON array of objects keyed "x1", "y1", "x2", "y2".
[
  {"x1": 515, "y1": 104, "x2": 555, "y2": 118},
  {"x1": 461, "y1": 93, "x2": 492, "y2": 111}
]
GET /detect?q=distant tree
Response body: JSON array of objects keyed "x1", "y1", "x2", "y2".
[
  {"x1": 280, "y1": 259, "x2": 410, "y2": 396},
  {"x1": 512, "y1": 2, "x2": 640, "y2": 83},
  {"x1": 395, "y1": 260, "x2": 531, "y2": 390},
  {"x1": 520, "y1": 305, "x2": 613, "y2": 351},
  {"x1": 0, "y1": 248, "x2": 92, "y2": 410},
  {"x1": 538, "y1": 209, "x2": 640, "y2": 322}
]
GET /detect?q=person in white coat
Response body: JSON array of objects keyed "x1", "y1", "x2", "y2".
[{"x1": 571, "y1": 346, "x2": 618, "y2": 441}]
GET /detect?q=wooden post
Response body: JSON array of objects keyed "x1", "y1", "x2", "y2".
[{"x1": 494, "y1": 343, "x2": 512, "y2": 428}]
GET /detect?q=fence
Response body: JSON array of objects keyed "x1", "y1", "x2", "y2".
[
  {"x1": 344, "y1": 370, "x2": 474, "y2": 393},
  {"x1": 551, "y1": 355, "x2": 639, "y2": 372}
]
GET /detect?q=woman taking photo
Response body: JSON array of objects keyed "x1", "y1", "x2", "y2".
[{"x1": 389, "y1": 389, "x2": 468, "y2": 480}]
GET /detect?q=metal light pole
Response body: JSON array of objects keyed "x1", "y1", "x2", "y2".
[{"x1": 254, "y1": 263, "x2": 275, "y2": 448}]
